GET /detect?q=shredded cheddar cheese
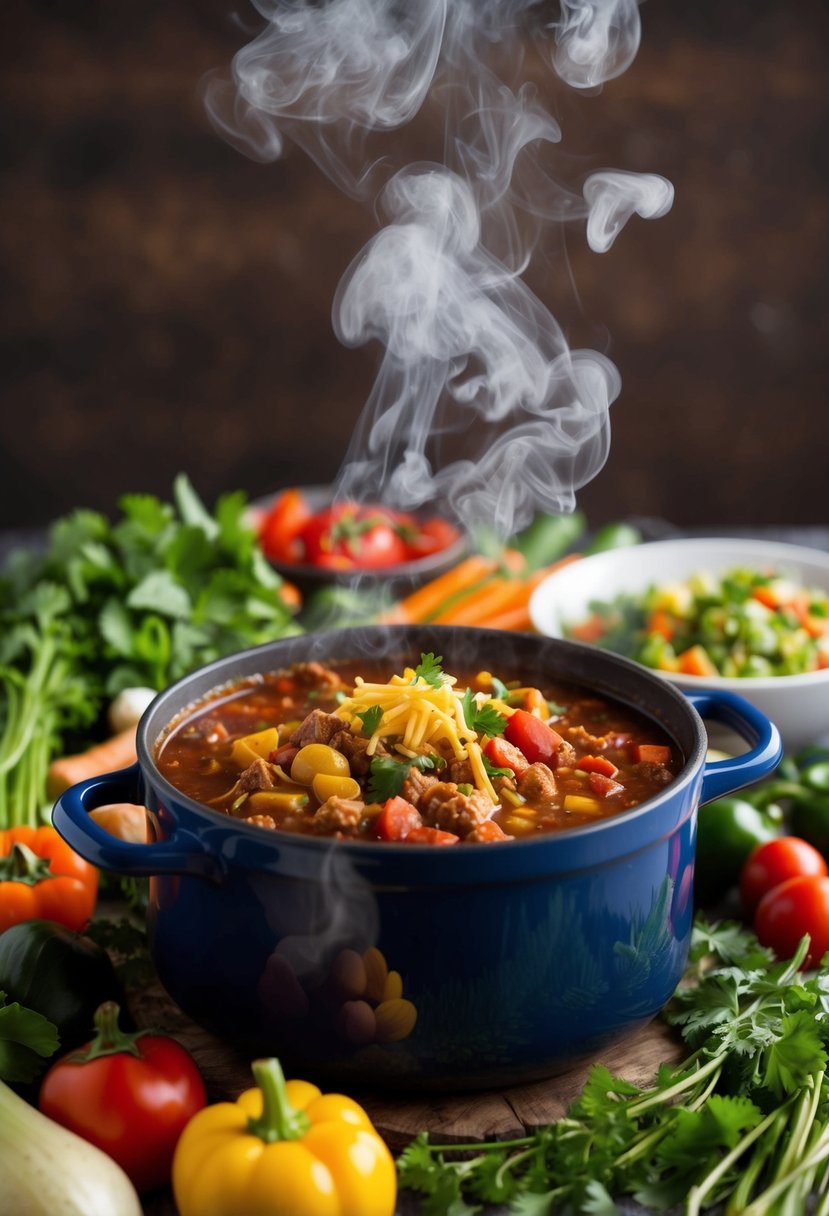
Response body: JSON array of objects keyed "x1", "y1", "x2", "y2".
[{"x1": 335, "y1": 668, "x2": 500, "y2": 803}]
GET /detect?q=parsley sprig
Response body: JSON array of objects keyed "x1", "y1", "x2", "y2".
[
  {"x1": 397, "y1": 917, "x2": 829, "y2": 1214},
  {"x1": 412, "y1": 653, "x2": 445, "y2": 688},
  {"x1": 0, "y1": 475, "x2": 301, "y2": 828},
  {"x1": 367, "y1": 754, "x2": 444, "y2": 803},
  {"x1": 355, "y1": 705, "x2": 383, "y2": 736},
  {"x1": 461, "y1": 688, "x2": 507, "y2": 738}
]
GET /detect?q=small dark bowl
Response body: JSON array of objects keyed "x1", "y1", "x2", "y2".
[
  {"x1": 52, "y1": 627, "x2": 781, "y2": 1091},
  {"x1": 253, "y1": 485, "x2": 468, "y2": 601}
]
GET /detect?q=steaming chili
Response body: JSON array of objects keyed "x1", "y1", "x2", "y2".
[{"x1": 155, "y1": 656, "x2": 681, "y2": 844}]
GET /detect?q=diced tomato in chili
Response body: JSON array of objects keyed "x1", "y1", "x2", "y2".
[
  {"x1": 504, "y1": 709, "x2": 563, "y2": 766},
  {"x1": 483, "y1": 736, "x2": 530, "y2": 778},
  {"x1": 588, "y1": 772, "x2": 625, "y2": 797},
  {"x1": 405, "y1": 826, "x2": 460, "y2": 846},
  {"x1": 472, "y1": 819, "x2": 510, "y2": 842},
  {"x1": 375, "y1": 797, "x2": 422, "y2": 841},
  {"x1": 576, "y1": 754, "x2": 619, "y2": 779},
  {"x1": 631, "y1": 743, "x2": 672, "y2": 765}
]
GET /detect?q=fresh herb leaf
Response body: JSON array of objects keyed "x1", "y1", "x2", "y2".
[
  {"x1": 412, "y1": 653, "x2": 444, "y2": 688},
  {"x1": 460, "y1": 688, "x2": 507, "y2": 738},
  {"x1": 482, "y1": 754, "x2": 513, "y2": 780},
  {"x1": 396, "y1": 917, "x2": 829, "y2": 1216},
  {"x1": 367, "y1": 754, "x2": 440, "y2": 802},
  {"x1": 355, "y1": 705, "x2": 383, "y2": 736},
  {"x1": 0, "y1": 475, "x2": 302, "y2": 829}
]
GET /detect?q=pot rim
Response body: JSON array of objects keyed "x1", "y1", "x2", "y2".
[{"x1": 136, "y1": 625, "x2": 709, "y2": 869}]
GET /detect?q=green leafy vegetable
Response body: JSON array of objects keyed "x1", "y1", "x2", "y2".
[
  {"x1": 0, "y1": 990, "x2": 60, "y2": 1083},
  {"x1": 396, "y1": 917, "x2": 829, "y2": 1215},
  {"x1": 0, "y1": 476, "x2": 302, "y2": 828},
  {"x1": 460, "y1": 688, "x2": 507, "y2": 738},
  {"x1": 367, "y1": 754, "x2": 442, "y2": 802}
]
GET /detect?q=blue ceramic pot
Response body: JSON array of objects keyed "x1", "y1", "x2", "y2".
[{"x1": 52, "y1": 626, "x2": 781, "y2": 1090}]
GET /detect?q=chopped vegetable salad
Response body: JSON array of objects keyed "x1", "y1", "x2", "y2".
[{"x1": 567, "y1": 566, "x2": 829, "y2": 678}]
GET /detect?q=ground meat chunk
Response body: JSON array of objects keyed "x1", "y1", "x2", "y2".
[
  {"x1": 328, "y1": 729, "x2": 389, "y2": 777},
  {"x1": 312, "y1": 797, "x2": 365, "y2": 836},
  {"x1": 555, "y1": 740, "x2": 578, "y2": 768},
  {"x1": 244, "y1": 814, "x2": 276, "y2": 830},
  {"x1": 633, "y1": 761, "x2": 674, "y2": 786},
  {"x1": 563, "y1": 724, "x2": 619, "y2": 754},
  {"x1": 420, "y1": 782, "x2": 494, "y2": 838},
  {"x1": 290, "y1": 662, "x2": 343, "y2": 689},
  {"x1": 401, "y1": 766, "x2": 440, "y2": 807},
  {"x1": 289, "y1": 710, "x2": 345, "y2": 748},
  {"x1": 236, "y1": 757, "x2": 281, "y2": 792},
  {"x1": 517, "y1": 762, "x2": 558, "y2": 806},
  {"x1": 445, "y1": 757, "x2": 475, "y2": 785},
  {"x1": 181, "y1": 717, "x2": 229, "y2": 745}
]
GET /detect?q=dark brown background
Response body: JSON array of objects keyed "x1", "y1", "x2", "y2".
[{"x1": 2, "y1": 0, "x2": 827, "y2": 532}]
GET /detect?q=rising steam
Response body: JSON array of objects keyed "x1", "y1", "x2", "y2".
[{"x1": 206, "y1": 0, "x2": 673, "y2": 538}]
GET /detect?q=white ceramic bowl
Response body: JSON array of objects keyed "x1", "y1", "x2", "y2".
[{"x1": 530, "y1": 537, "x2": 829, "y2": 754}]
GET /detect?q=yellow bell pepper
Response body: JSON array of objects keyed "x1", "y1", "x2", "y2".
[{"x1": 172, "y1": 1057, "x2": 396, "y2": 1216}]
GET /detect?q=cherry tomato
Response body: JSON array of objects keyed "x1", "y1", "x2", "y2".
[
  {"x1": 740, "y1": 835, "x2": 828, "y2": 917},
  {"x1": 503, "y1": 709, "x2": 564, "y2": 766},
  {"x1": 259, "y1": 488, "x2": 313, "y2": 562},
  {"x1": 754, "y1": 875, "x2": 829, "y2": 968},
  {"x1": 39, "y1": 1001, "x2": 206, "y2": 1193},
  {"x1": 300, "y1": 504, "x2": 408, "y2": 569},
  {"x1": 404, "y1": 516, "x2": 462, "y2": 560}
]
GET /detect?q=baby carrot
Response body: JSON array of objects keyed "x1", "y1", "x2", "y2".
[
  {"x1": 46, "y1": 728, "x2": 138, "y2": 798},
  {"x1": 377, "y1": 555, "x2": 498, "y2": 624}
]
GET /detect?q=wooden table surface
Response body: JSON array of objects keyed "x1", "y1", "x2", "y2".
[{"x1": 132, "y1": 968, "x2": 685, "y2": 1215}]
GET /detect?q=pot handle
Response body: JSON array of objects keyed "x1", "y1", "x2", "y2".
[
  {"x1": 51, "y1": 764, "x2": 225, "y2": 880},
  {"x1": 686, "y1": 690, "x2": 783, "y2": 805}
]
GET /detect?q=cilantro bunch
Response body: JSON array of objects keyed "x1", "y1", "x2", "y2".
[
  {"x1": 0, "y1": 475, "x2": 301, "y2": 827},
  {"x1": 398, "y1": 918, "x2": 829, "y2": 1214}
]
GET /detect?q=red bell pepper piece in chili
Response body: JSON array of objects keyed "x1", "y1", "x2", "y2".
[
  {"x1": 376, "y1": 797, "x2": 422, "y2": 841},
  {"x1": 0, "y1": 826, "x2": 98, "y2": 933},
  {"x1": 576, "y1": 755, "x2": 619, "y2": 779},
  {"x1": 504, "y1": 709, "x2": 564, "y2": 766},
  {"x1": 405, "y1": 826, "x2": 459, "y2": 846},
  {"x1": 39, "y1": 1001, "x2": 207, "y2": 1194},
  {"x1": 631, "y1": 743, "x2": 672, "y2": 765},
  {"x1": 588, "y1": 773, "x2": 625, "y2": 798},
  {"x1": 483, "y1": 736, "x2": 530, "y2": 779}
]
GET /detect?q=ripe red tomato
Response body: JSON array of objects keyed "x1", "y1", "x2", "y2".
[
  {"x1": 404, "y1": 516, "x2": 461, "y2": 560},
  {"x1": 754, "y1": 875, "x2": 829, "y2": 968},
  {"x1": 300, "y1": 504, "x2": 408, "y2": 569},
  {"x1": 258, "y1": 488, "x2": 313, "y2": 563},
  {"x1": 39, "y1": 1001, "x2": 206, "y2": 1193},
  {"x1": 503, "y1": 709, "x2": 563, "y2": 766},
  {"x1": 740, "y1": 836, "x2": 828, "y2": 917}
]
